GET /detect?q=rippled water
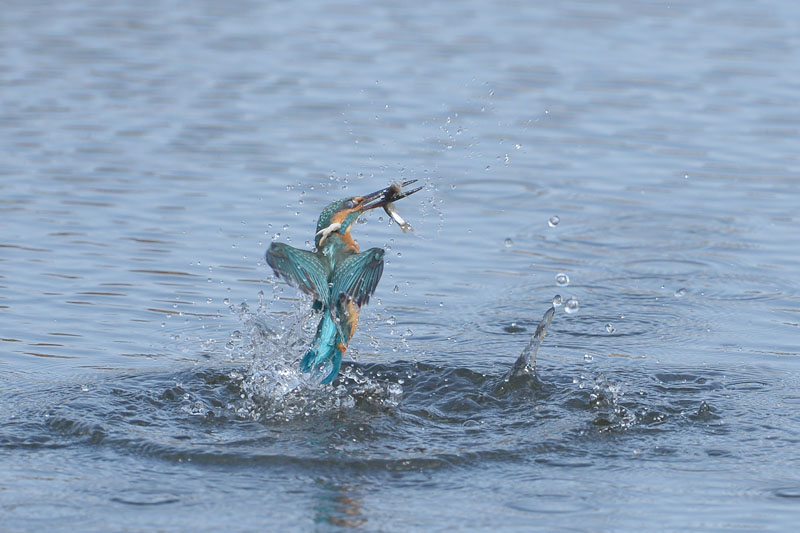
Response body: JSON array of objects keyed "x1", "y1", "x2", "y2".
[{"x1": 3, "y1": 0, "x2": 800, "y2": 530}]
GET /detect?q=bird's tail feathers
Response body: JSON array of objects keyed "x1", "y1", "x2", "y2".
[{"x1": 301, "y1": 311, "x2": 344, "y2": 384}]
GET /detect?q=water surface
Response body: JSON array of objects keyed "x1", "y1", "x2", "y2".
[{"x1": 2, "y1": 0, "x2": 800, "y2": 530}]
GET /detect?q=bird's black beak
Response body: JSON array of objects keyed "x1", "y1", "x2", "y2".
[{"x1": 360, "y1": 179, "x2": 423, "y2": 210}]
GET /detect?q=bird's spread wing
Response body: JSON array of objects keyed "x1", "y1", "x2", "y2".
[
  {"x1": 266, "y1": 242, "x2": 330, "y2": 304},
  {"x1": 330, "y1": 248, "x2": 385, "y2": 307}
]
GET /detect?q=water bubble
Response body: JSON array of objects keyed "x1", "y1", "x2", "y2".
[
  {"x1": 504, "y1": 238, "x2": 513, "y2": 247},
  {"x1": 548, "y1": 215, "x2": 560, "y2": 227},
  {"x1": 552, "y1": 294, "x2": 563, "y2": 307},
  {"x1": 674, "y1": 288, "x2": 687, "y2": 297},
  {"x1": 564, "y1": 297, "x2": 580, "y2": 314},
  {"x1": 555, "y1": 272, "x2": 570, "y2": 286},
  {"x1": 605, "y1": 323, "x2": 616, "y2": 334}
]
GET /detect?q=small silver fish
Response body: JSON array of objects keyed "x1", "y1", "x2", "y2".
[{"x1": 384, "y1": 182, "x2": 413, "y2": 233}]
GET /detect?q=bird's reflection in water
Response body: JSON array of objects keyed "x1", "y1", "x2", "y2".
[{"x1": 314, "y1": 481, "x2": 367, "y2": 529}]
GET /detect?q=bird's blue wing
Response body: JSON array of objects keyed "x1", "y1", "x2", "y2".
[
  {"x1": 266, "y1": 242, "x2": 330, "y2": 305},
  {"x1": 330, "y1": 248, "x2": 385, "y2": 307}
]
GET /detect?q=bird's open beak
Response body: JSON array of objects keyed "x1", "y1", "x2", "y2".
[{"x1": 360, "y1": 179, "x2": 423, "y2": 211}]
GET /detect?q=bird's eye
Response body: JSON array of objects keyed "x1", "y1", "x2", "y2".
[{"x1": 344, "y1": 200, "x2": 355, "y2": 209}]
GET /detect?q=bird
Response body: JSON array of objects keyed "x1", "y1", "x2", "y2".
[{"x1": 265, "y1": 180, "x2": 422, "y2": 384}]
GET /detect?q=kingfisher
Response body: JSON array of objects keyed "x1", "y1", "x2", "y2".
[{"x1": 265, "y1": 180, "x2": 422, "y2": 384}]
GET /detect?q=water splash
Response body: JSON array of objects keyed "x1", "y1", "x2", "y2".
[
  {"x1": 587, "y1": 375, "x2": 637, "y2": 432},
  {"x1": 506, "y1": 306, "x2": 555, "y2": 379},
  {"x1": 223, "y1": 294, "x2": 402, "y2": 421}
]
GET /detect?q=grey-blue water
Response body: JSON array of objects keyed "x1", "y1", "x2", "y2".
[{"x1": 2, "y1": 1, "x2": 800, "y2": 530}]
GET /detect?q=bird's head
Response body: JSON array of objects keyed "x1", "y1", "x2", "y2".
[{"x1": 314, "y1": 180, "x2": 422, "y2": 249}]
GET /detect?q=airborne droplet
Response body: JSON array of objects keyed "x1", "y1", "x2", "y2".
[
  {"x1": 564, "y1": 297, "x2": 580, "y2": 314},
  {"x1": 555, "y1": 273, "x2": 570, "y2": 287},
  {"x1": 552, "y1": 294, "x2": 563, "y2": 307},
  {"x1": 548, "y1": 215, "x2": 560, "y2": 227}
]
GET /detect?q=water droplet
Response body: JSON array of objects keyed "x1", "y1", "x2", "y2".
[
  {"x1": 80, "y1": 384, "x2": 89, "y2": 392},
  {"x1": 548, "y1": 215, "x2": 560, "y2": 227},
  {"x1": 552, "y1": 294, "x2": 563, "y2": 307},
  {"x1": 605, "y1": 323, "x2": 616, "y2": 334},
  {"x1": 674, "y1": 288, "x2": 687, "y2": 297},
  {"x1": 515, "y1": 143, "x2": 521, "y2": 150},
  {"x1": 385, "y1": 316, "x2": 396, "y2": 326},
  {"x1": 555, "y1": 272, "x2": 570, "y2": 286},
  {"x1": 583, "y1": 354, "x2": 593, "y2": 362},
  {"x1": 223, "y1": 298, "x2": 230, "y2": 305},
  {"x1": 564, "y1": 297, "x2": 580, "y2": 314},
  {"x1": 393, "y1": 285, "x2": 399, "y2": 293},
  {"x1": 504, "y1": 238, "x2": 513, "y2": 247},
  {"x1": 206, "y1": 297, "x2": 212, "y2": 303}
]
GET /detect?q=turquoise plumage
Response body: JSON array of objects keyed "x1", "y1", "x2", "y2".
[{"x1": 266, "y1": 181, "x2": 421, "y2": 384}]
